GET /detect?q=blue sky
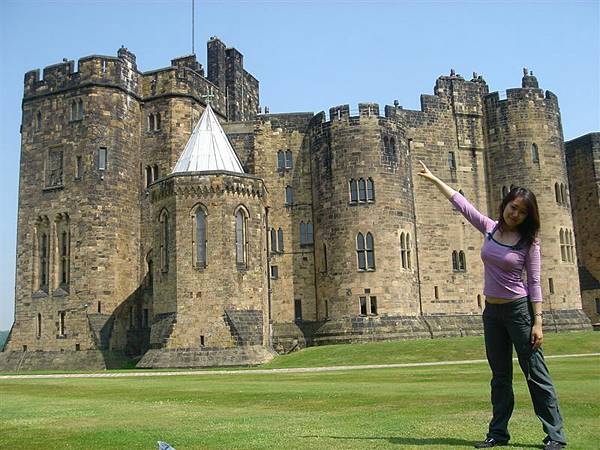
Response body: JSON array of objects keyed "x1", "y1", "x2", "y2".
[{"x1": 0, "y1": 0, "x2": 598, "y2": 329}]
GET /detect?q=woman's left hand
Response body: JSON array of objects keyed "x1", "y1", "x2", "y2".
[{"x1": 531, "y1": 324, "x2": 543, "y2": 351}]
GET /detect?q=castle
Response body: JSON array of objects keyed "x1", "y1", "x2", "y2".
[{"x1": 0, "y1": 37, "x2": 596, "y2": 371}]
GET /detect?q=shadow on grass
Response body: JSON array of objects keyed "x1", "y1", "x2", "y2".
[{"x1": 300, "y1": 435, "x2": 541, "y2": 448}]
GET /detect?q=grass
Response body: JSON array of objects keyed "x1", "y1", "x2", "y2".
[{"x1": 0, "y1": 332, "x2": 598, "y2": 449}]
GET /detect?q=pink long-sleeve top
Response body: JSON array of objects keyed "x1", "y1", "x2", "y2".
[{"x1": 450, "y1": 192, "x2": 542, "y2": 302}]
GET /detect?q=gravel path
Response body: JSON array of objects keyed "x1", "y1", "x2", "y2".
[{"x1": 1, "y1": 352, "x2": 598, "y2": 380}]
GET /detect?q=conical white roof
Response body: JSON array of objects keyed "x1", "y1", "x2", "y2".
[{"x1": 172, "y1": 104, "x2": 244, "y2": 174}]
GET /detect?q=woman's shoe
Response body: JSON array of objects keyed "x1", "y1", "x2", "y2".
[
  {"x1": 474, "y1": 437, "x2": 508, "y2": 448},
  {"x1": 544, "y1": 440, "x2": 565, "y2": 450}
]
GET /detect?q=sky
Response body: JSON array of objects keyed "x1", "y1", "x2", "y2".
[{"x1": 0, "y1": 0, "x2": 598, "y2": 330}]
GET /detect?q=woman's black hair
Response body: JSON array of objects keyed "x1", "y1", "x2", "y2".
[{"x1": 497, "y1": 186, "x2": 540, "y2": 248}]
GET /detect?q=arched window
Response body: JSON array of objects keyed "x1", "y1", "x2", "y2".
[
  {"x1": 356, "y1": 233, "x2": 366, "y2": 270},
  {"x1": 358, "y1": 178, "x2": 367, "y2": 202},
  {"x1": 349, "y1": 179, "x2": 358, "y2": 203},
  {"x1": 40, "y1": 232, "x2": 49, "y2": 291},
  {"x1": 383, "y1": 136, "x2": 389, "y2": 153},
  {"x1": 235, "y1": 207, "x2": 248, "y2": 267},
  {"x1": 555, "y1": 183, "x2": 560, "y2": 204},
  {"x1": 60, "y1": 229, "x2": 70, "y2": 286},
  {"x1": 78, "y1": 99, "x2": 84, "y2": 120},
  {"x1": 559, "y1": 228, "x2": 566, "y2": 262},
  {"x1": 452, "y1": 250, "x2": 458, "y2": 271},
  {"x1": 195, "y1": 207, "x2": 207, "y2": 268},
  {"x1": 458, "y1": 250, "x2": 467, "y2": 272},
  {"x1": 145, "y1": 166, "x2": 152, "y2": 187},
  {"x1": 560, "y1": 184, "x2": 567, "y2": 206},
  {"x1": 285, "y1": 186, "x2": 293, "y2": 205},
  {"x1": 390, "y1": 137, "x2": 396, "y2": 155},
  {"x1": 567, "y1": 230, "x2": 575, "y2": 263},
  {"x1": 277, "y1": 150, "x2": 285, "y2": 170},
  {"x1": 153, "y1": 164, "x2": 159, "y2": 181},
  {"x1": 531, "y1": 143, "x2": 539, "y2": 164},
  {"x1": 366, "y1": 232, "x2": 375, "y2": 270},
  {"x1": 406, "y1": 233, "x2": 411, "y2": 270},
  {"x1": 285, "y1": 150, "x2": 293, "y2": 169},
  {"x1": 159, "y1": 209, "x2": 169, "y2": 272},
  {"x1": 277, "y1": 227, "x2": 284, "y2": 252},
  {"x1": 270, "y1": 228, "x2": 277, "y2": 254},
  {"x1": 155, "y1": 113, "x2": 161, "y2": 131},
  {"x1": 367, "y1": 178, "x2": 375, "y2": 202}
]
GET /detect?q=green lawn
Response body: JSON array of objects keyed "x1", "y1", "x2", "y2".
[{"x1": 1, "y1": 332, "x2": 598, "y2": 449}]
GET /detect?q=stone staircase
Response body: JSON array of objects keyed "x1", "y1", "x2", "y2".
[{"x1": 224, "y1": 309, "x2": 263, "y2": 346}]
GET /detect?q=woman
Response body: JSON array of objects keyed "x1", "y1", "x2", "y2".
[{"x1": 418, "y1": 161, "x2": 566, "y2": 450}]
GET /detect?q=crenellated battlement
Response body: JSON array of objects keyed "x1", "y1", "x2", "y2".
[
  {"x1": 24, "y1": 47, "x2": 141, "y2": 99},
  {"x1": 484, "y1": 88, "x2": 559, "y2": 111}
]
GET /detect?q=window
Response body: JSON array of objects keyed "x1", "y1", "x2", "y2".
[
  {"x1": 102, "y1": 60, "x2": 107, "y2": 73},
  {"x1": 153, "y1": 165, "x2": 159, "y2": 181},
  {"x1": 75, "y1": 156, "x2": 82, "y2": 179},
  {"x1": 300, "y1": 222, "x2": 313, "y2": 245},
  {"x1": 39, "y1": 231, "x2": 49, "y2": 292},
  {"x1": 146, "y1": 166, "x2": 153, "y2": 187},
  {"x1": 235, "y1": 207, "x2": 248, "y2": 267},
  {"x1": 452, "y1": 250, "x2": 459, "y2": 271},
  {"x1": 358, "y1": 178, "x2": 367, "y2": 202},
  {"x1": 322, "y1": 243, "x2": 328, "y2": 273},
  {"x1": 155, "y1": 113, "x2": 161, "y2": 131},
  {"x1": 389, "y1": 138, "x2": 396, "y2": 155},
  {"x1": 400, "y1": 232, "x2": 411, "y2": 270},
  {"x1": 285, "y1": 186, "x2": 293, "y2": 205},
  {"x1": 294, "y1": 299, "x2": 302, "y2": 321},
  {"x1": 531, "y1": 143, "x2": 539, "y2": 164},
  {"x1": 567, "y1": 230, "x2": 575, "y2": 263},
  {"x1": 60, "y1": 229, "x2": 70, "y2": 287},
  {"x1": 70, "y1": 100, "x2": 77, "y2": 121},
  {"x1": 285, "y1": 150, "x2": 293, "y2": 169},
  {"x1": 560, "y1": 184, "x2": 567, "y2": 206},
  {"x1": 200, "y1": 335, "x2": 205, "y2": 346},
  {"x1": 148, "y1": 114, "x2": 155, "y2": 132},
  {"x1": 559, "y1": 229, "x2": 566, "y2": 262},
  {"x1": 359, "y1": 296, "x2": 367, "y2": 315},
  {"x1": 458, "y1": 251, "x2": 466, "y2": 271},
  {"x1": 434, "y1": 286, "x2": 439, "y2": 300},
  {"x1": 270, "y1": 265, "x2": 279, "y2": 279},
  {"x1": 555, "y1": 183, "x2": 561, "y2": 204},
  {"x1": 357, "y1": 233, "x2": 366, "y2": 270},
  {"x1": 195, "y1": 207, "x2": 207, "y2": 268},
  {"x1": 349, "y1": 179, "x2": 358, "y2": 203},
  {"x1": 36, "y1": 111, "x2": 42, "y2": 131},
  {"x1": 370, "y1": 296, "x2": 378, "y2": 315},
  {"x1": 159, "y1": 209, "x2": 169, "y2": 272},
  {"x1": 549, "y1": 278, "x2": 554, "y2": 294},
  {"x1": 366, "y1": 178, "x2": 375, "y2": 201},
  {"x1": 78, "y1": 99, "x2": 84, "y2": 120},
  {"x1": 270, "y1": 228, "x2": 277, "y2": 254},
  {"x1": 366, "y1": 232, "x2": 375, "y2": 270},
  {"x1": 448, "y1": 151, "x2": 456, "y2": 171},
  {"x1": 59, "y1": 311, "x2": 66, "y2": 336},
  {"x1": 47, "y1": 147, "x2": 64, "y2": 187},
  {"x1": 277, "y1": 227, "x2": 284, "y2": 252},
  {"x1": 277, "y1": 151, "x2": 285, "y2": 170},
  {"x1": 37, "y1": 313, "x2": 42, "y2": 337},
  {"x1": 98, "y1": 147, "x2": 107, "y2": 171}
]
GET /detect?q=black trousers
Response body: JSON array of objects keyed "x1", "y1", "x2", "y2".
[{"x1": 482, "y1": 297, "x2": 566, "y2": 444}]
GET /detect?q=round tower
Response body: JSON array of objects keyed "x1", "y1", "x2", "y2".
[
  {"x1": 309, "y1": 103, "x2": 420, "y2": 322},
  {"x1": 483, "y1": 69, "x2": 581, "y2": 312}
]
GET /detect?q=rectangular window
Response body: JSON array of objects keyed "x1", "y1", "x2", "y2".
[
  {"x1": 270, "y1": 265, "x2": 279, "y2": 279},
  {"x1": 98, "y1": 147, "x2": 107, "y2": 171},
  {"x1": 59, "y1": 311, "x2": 66, "y2": 336},
  {"x1": 200, "y1": 335, "x2": 205, "y2": 346},
  {"x1": 448, "y1": 151, "x2": 456, "y2": 171},
  {"x1": 75, "y1": 156, "x2": 82, "y2": 179},
  {"x1": 359, "y1": 296, "x2": 367, "y2": 315},
  {"x1": 47, "y1": 148, "x2": 64, "y2": 187},
  {"x1": 548, "y1": 278, "x2": 554, "y2": 294},
  {"x1": 370, "y1": 296, "x2": 378, "y2": 315},
  {"x1": 294, "y1": 299, "x2": 302, "y2": 321},
  {"x1": 434, "y1": 286, "x2": 439, "y2": 300}
]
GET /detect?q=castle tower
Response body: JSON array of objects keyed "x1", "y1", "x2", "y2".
[
  {"x1": 139, "y1": 105, "x2": 272, "y2": 368},
  {"x1": 309, "y1": 103, "x2": 420, "y2": 323},
  {"x1": 483, "y1": 69, "x2": 583, "y2": 316},
  {"x1": 2, "y1": 48, "x2": 143, "y2": 369}
]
